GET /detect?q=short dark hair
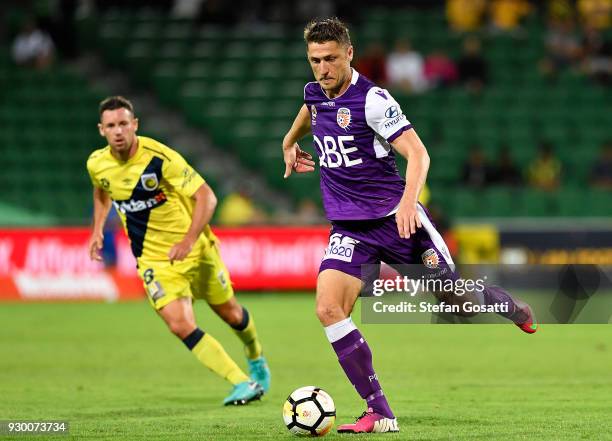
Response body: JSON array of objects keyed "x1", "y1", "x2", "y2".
[
  {"x1": 304, "y1": 17, "x2": 351, "y2": 47},
  {"x1": 99, "y1": 96, "x2": 134, "y2": 118}
]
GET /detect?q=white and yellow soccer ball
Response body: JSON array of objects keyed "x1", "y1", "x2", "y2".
[{"x1": 282, "y1": 386, "x2": 336, "y2": 437}]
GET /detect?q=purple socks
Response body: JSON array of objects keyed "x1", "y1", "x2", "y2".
[
  {"x1": 482, "y1": 285, "x2": 522, "y2": 320},
  {"x1": 331, "y1": 329, "x2": 395, "y2": 419}
]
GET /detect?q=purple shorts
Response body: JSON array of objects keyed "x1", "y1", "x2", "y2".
[{"x1": 319, "y1": 204, "x2": 456, "y2": 282}]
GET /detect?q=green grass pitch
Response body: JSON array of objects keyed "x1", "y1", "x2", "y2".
[{"x1": 1, "y1": 293, "x2": 611, "y2": 440}]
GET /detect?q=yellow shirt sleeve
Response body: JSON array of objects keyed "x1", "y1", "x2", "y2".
[
  {"x1": 162, "y1": 148, "x2": 205, "y2": 197},
  {"x1": 86, "y1": 156, "x2": 102, "y2": 189}
]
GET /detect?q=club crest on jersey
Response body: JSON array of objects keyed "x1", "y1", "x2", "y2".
[
  {"x1": 336, "y1": 107, "x2": 351, "y2": 130},
  {"x1": 140, "y1": 173, "x2": 159, "y2": 191},
  {"x1": 311, "y1": 105, "x2": 317, "y2": 125},
  {"x1": 422, "y1": 248, "x2": 439, "y2": 269}
]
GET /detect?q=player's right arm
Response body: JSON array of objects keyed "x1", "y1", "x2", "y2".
[
  {"x1": 282, "y1": 104, "x2": 315, "y2": 178},
  {"x1": 88, "y1": 186, "x2": 112, "y2": 261}
]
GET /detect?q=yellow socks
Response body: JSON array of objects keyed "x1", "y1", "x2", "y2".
[
  {"x1": 184, "y1": 328, "x2": 249, "y2": 385},
  {"x1": 231, "y1": 308, "x2": 263, "y2": 360}
]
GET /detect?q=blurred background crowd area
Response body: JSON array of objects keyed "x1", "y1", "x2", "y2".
[{"x1": 0, "y1": 0, "x2": 610, "y2": 233}]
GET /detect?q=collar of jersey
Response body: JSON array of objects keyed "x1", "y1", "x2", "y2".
[
  {"x1": 109, "y1": 136, "x2": 144, "y2": 164},
  {"x1": 319, "y1": 68, "x2": 359, "y2": 101}
]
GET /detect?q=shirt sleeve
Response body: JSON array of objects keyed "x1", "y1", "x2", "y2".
[
  {"x1": 162, "y1": 148, "x2": 205, "y2": 198},
  {"x1": 364, "y1": 87, "x2": 413, "y2": 143},
  {"x1": 86, "y1": 157, "x2": 102, "y2": 189}
]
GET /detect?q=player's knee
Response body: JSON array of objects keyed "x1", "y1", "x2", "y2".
[
  {"x1": 167, "y1": 319, "x2": 195, "y2": 338},
  {"x1": 315, "y1": 302, "x2": 345, "y2": 326},
  {"x1": 220, "y1": 305, "x2": 243, "y2": 327},
  {"x1": 211, "y1": 300, "x2": 243, "y2": 326}
]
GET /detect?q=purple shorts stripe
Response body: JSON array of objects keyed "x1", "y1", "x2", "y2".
[{"x1": 319, "y1": 258, "x2": 363, "y2": 280}]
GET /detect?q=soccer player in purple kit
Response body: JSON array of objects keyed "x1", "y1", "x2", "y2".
[{"x1": 281, "y1": 18, "x2": 538, "y2": 434}]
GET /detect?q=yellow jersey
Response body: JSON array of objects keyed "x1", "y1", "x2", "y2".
[{"x1": 87, "y1": 136, "x2": 216, "y2": 262}]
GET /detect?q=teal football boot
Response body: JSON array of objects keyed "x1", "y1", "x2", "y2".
[
  {"x1": 223, "y1": 381, "x2": 264, "y2": 406},
  {"x1": 248, "y1": 356, "x2": 271, "y2": 392}
]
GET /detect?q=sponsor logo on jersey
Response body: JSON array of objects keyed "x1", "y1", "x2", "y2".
[
  {"x1": 321, "y1": 101, "x2": 336, "y2": 107},
  {"x1": 422, "y1": 248, "x2": 439, "y2": 269},
  {"x1": 336, "y1": 107, "x2": 351, "y2": 129},
  {"x1": 323, "y1": 233, "x2": 360, "y2": 262},
  {"x1": 313, "y1": 135, "x2": 363, "y2": 168},
  {"x1": 311, "y1": 105, "x2": 317, "y2": 125},
  {"x1": 385, "y1": 105, "x2": 399, "y2": 119},
  {"x1": 383, "y1": 114, "x2": 406, "y2": 130},
  {"x1": 114, "y1": 191, "x2": 167, "y2": 214},
  {"x1": 140, "y1": 173, "x2": 159, "y2": 191},
  {"x1": 217, "y1": 270, "x2": 229, "y2": 290},
  {"x1": 181, "y1": 167, "x2": 197, "y2": 189},
  {"x1": 147, "y1": 281, "x2": 165, "y2": 301}
]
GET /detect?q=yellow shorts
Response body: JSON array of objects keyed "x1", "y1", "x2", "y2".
[{"x1": 137, "y1": 243, "x2": 234, "y2": 310}]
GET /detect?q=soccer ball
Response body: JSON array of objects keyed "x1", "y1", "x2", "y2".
[{"x1": 282, "y1": 386, "x2": 336, "y2": 436}]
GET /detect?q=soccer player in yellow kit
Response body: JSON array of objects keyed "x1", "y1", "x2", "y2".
[{"x1": 87, "y1": 96, "x2": 270, "y2": 405}]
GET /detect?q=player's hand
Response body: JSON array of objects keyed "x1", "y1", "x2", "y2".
[
  {"x1": 283, "y1": 143, "x2": 315, "y2": 178},
  {"x1": 88, "y1": 232, "x2": 104, "y2": 261},
  {"x1": 395, "y1": 202, "x2": 422, "y2": 239},
  {"x1": 168, "y1": 238, "x2": 195, "y2": 264}
]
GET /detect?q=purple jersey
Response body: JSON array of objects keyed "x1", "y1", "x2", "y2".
[{"x1": 304, "y1": 69, "x2": 413, "y2": 221}]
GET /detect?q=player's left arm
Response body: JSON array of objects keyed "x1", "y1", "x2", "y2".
[
  {"x1": 364, "y1": 87, "x2": 430, "y2": 239},
  {"x1": 161, "y1": 148, "x2": 216, "y2": 263},
  {"x1": 168, "y1": 182, "x2": 217, "y2": 263},
  {"x1": 391, "y1": 129, "x2": 430, "y2": 239}
]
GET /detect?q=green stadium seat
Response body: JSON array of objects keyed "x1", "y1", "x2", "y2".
[
  {"x1": 483, "y1": 188, "x2": 521, "y2": 217},
  {"x1": 257, "y1": 42, "x2": 284, "y2": 61},
  {"x1": 179, "y1": 81, "x2": 212, "y2": 125},
  {"x1": 225, "y1": 42, "x2": 252, "y2": 61},
  {"x1": 448, "y1": 190, "x2": 482, "y2": 218},
  {"x1": 196, "y1": 25, "x2": 225, "y2": 42},
  {"x1": 124, "y1": 41, "x2": 155, "y2": 84},
  {"x1": 519, "y1": 190, "x2": 559, "y2": 217},
  {"x1": 190, "y1": 41, "x2": 217, "y2": 61},
  {"x1": 286, "y1": 41, "x2": 307, "y2": 61},
  {"x1": 243, "y1": 81, "x2": 274, "y2": 99},
  {"x1": 218, "y1": 61, "x2": 249, "y2": 81},
  {"x1": 158, "y1": 41, "x2": 189, "y2": 64},
  {"x1": 586, "y1": 191, "x2": 612, "y2": 216},
  {"x1": 557, "y1": 188, "x2": 586, "y2": 216},
  {"x1": 162, "y1": 22, "x2": 193, "y2": 42},
  {"x1": 253, "y1": 61, "x2": 284, "y2": 80},
  {"x1": 184, "y1": 61, "x2": 214, "y2": 81},
  {"x1": 153, "y1": 62, "x2": 182, "y2": 105}
]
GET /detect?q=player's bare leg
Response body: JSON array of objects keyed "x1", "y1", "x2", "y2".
[
  {"x1": 209, "y1": 297, "x2": 243, "y2": 327},
  {"x1": 316, "y1": 270, "x2": 361, "y2": 326},
  {"x1": 158, "y1": 296, "x2": 198, "y2": 339},
  {"x1": 209, "y1": 297, "x2": 271, "y2": 391},
  {"x1": 316, "y1": 269, "x2": 399, "y2": 434},
  {"x1": 158, "y1": 298, "x2": 263, "y2": 405}
]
